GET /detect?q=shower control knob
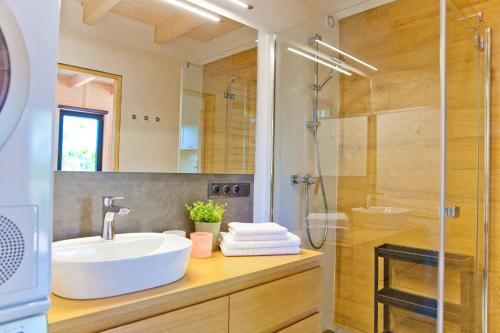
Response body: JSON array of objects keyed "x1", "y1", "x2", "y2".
[
  {"x1": 233, "y1": 185, "x2": 240, "y2": 194},
  {"x1": 223, "y1": 185, "x2": 231, "y2": 194},
  {"x1": 212, "y1": 185, "x2": 220, "y2": 194}
]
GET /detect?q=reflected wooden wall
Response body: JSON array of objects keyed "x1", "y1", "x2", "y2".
[{"x1": 201, "y1": 48, "x2": 257, "y2": 174}]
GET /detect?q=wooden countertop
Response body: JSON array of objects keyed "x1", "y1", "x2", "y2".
[{"x1": 48, "y1": 249, "x2": 322, "y2": 333}]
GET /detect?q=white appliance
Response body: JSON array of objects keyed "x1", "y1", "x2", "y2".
[{"x1": 0, "y1": 0, "x2": 59, "y2": 331}]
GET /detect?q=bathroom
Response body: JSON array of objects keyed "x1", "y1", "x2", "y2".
[{"x1": 0, "y1": 0, "x2": 497, "y2": 332}]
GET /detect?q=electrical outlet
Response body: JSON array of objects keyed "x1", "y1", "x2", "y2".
[{"x1": 208, "y1": 182, "x2": 251, "y2": 197}]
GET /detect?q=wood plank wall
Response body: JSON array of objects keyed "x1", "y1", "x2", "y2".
[
  {"x1": 334, "y1": 0, "x2": 484, "y2": 332},
  {"x1": 201, "y1": 48, "x2": 257, "y2": 174}
]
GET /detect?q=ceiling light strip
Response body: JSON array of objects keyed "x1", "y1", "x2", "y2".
[
  {"x1": 225, "y1": 0, "x2": 254, "y2": 9},
  {"x1": 288, "y1": 48, "x2": 352, "y2": 76},
  {"x1": 162, "y1": 0, "x2": 222, "y2": 22},
  {"x1": 316, "y1": 39, "x2": 378, "y2": 71}
]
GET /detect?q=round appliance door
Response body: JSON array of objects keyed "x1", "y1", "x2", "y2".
[{"x1": 0, "y1": 2, "x2": 29, "y2": 148}]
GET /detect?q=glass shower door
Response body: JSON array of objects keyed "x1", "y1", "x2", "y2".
[
  {"x1": 225, "y1": 80, "x2": 257, "y2": 174},
  {"x1": 273, "y1": 1, "x2": 445, "y2": 331},
  {"x1": 443, "y1": 1, "x2": 486, "y2": 332}
]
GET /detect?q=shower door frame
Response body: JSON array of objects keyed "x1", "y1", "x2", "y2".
[
  {"x1": 482, "y1": 26, "x2": 491, "y2": 333},
  {"x1": 437, "y1": 1, "x2": 446, "y2": 331}
]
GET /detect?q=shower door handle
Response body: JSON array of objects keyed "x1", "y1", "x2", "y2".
[{"x1": 445, "y1": 206, "x2": 460, "y2": 218}]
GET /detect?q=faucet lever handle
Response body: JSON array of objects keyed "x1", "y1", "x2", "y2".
[{"x1": 103, "y1": 196, "x2": 124, "y2": 207}]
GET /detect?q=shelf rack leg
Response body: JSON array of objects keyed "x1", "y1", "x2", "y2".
[
  {"x1": 383, "y1": 256, "x2": 391, "y2": 333},
  {"x1": 374, "y1": 250, "x2": 379, "y2": 333}
]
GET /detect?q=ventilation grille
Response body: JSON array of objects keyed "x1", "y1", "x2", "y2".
[{"x1": 0, "y1": 215, "x2": 25, "y2": 286}]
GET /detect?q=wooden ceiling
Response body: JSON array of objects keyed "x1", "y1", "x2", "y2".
[
  {"x1": 58, "y1": 69, "x2": 115, "y2": 90},
  {"x1": 80, "y1": 0, "x2": 244, "y2": 44}
]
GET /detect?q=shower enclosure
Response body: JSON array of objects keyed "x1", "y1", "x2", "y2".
[
  {"x1": 179, "y1": 49, "x2": 257, "y2": 174},
  {"x1": 272, "y1": 0, "x2": 490, "y2": 332}
]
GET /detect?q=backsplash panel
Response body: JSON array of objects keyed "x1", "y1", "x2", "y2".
[{"x1": 53, "y1": 172, "x2": 253, "y2": 241}]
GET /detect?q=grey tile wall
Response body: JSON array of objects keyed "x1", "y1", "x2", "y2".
[{"x1": 53, "y1": 172, "x2": 253, "y2": 241}]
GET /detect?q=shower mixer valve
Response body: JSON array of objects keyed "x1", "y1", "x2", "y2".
[{"x1": 290, "y1": 175, "x2": 317, "y2": 185}]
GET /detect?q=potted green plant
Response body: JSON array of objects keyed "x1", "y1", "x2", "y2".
[{"x1": 185, "y1": 200, "x2": 227, "y2": 250}]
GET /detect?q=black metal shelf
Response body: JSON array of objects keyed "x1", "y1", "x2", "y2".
[
  {"x1": 377, "y1": 287, "x2": 437, "y2": 318},
  {"x1": 374, "y1": 243, "x2": 474, "y2": 333}
]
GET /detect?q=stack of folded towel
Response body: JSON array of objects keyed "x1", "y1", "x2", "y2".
[{"x1": 219, "y1": 222, "x2": 301, "y2": 256}]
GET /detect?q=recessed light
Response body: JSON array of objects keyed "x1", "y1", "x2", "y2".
[
  {"x1": 161, "y1": 0, "x2": 222, "y2": 22},
  {"x1": 225, "y1": 0, "x2": 254, "y2": 9}
]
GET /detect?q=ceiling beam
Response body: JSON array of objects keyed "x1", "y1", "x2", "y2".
[
  {"x1": 154, "y1": 15, "x2": 204, "y2": 44},
  {"x1": 83, "y1": 0, "x2": 121, "y2": 25},
  {"x1": 68, "y1": 74, "x2": 96, "y2": 88}
]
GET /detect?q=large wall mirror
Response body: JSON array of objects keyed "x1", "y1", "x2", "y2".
[{"x1": 56, "y1": 0, "x2": 257, "y2": 174}]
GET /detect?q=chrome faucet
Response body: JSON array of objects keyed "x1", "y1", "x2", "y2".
[{"x1": 102, "y1": 196, "x2": 130, "y2": 240}]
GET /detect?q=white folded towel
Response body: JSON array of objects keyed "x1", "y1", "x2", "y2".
[
  {"x1": 229, "y1": 229, "x2": 288, "y2": 241},
  {"x1": 220, "y1": 232, "x2": 301, "y2": 250},
  {"x1": 220, "y1": 242, "x2": 300, "y2": 256},
  {"x1": 228, "y1": 222, "x2": 288, "y2": 235}
]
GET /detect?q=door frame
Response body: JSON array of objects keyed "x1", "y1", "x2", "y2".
[{"x1": 58, "y1": 63, "x2": 122, "y2": 171}]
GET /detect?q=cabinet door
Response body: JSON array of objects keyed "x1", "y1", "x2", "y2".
[
  {"x1": 277, "y1": 313, "x2": 321, "y2": 333},
  {"x1": 229, "y1": 268, "x2": 322, "y2": 333},
  {"x1": 102, "y1": 297, "x2": 228, "y2": 333}
]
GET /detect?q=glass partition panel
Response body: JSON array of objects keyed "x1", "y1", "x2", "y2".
[
  {"x1": 271, "y1": 0, "x2": 482, "y2": 331},
  {"x1": 444, "y1": 0, "x2": 485, "y2": 332}
]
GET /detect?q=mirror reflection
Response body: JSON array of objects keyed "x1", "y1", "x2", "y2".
[{"x1": 55, "y1": 0, "x2": 257, "y2": 174}]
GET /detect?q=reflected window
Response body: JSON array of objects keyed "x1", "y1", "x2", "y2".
[
  {"x1": 0, "y1": 29, "x2": 10, "y2": 111},
  {"x1": 57, "y1": 110, "x2": 104, "y2": 172}
]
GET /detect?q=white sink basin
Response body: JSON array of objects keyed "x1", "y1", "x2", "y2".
[{"x1": 52, "y1": 233, "x2": 192, "y2": 299}]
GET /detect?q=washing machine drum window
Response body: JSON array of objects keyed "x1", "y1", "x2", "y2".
[
  {"x1": 0, "y1": 2, "x2": 30, "y2": 149},
  {"x1": 0, "y1": 29, "x2": 9, "y2": 112}
]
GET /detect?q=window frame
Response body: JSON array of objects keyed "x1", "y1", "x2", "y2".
[{"x1": 57, "y1": 108, "x2": 106, "y2": 172}]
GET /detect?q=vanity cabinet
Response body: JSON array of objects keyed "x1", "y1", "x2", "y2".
[
  {"x1": 101, "y1": 297, "x2": 229, "y2": 333},
  {"x1": 229, "y1": 268, "x2": 322, "y2": 333},
  {"x1": 276, "y1": 313, "x2": 321, "y2": 333},
  {"x1": 48, "y1": 250, "x2": 323, "y2": 333},
  {"x1": 100, "y1": 268, "x2": 321, "y2": 333}
]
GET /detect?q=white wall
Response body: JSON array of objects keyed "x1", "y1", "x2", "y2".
[
  {"x1": 273, "y1": 16, "x2": 339, "y2": 235},
  {"x1": 273, "y1": 16, "x2": 341, "y2": 331},
  {"x1": 59, "y1": 27, "x2": 184, "y2": 172}
]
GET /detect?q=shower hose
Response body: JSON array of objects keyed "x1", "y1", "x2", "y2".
[{"x1": 305, "y1": 125, "x2": 329, "y2": 249}]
